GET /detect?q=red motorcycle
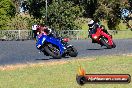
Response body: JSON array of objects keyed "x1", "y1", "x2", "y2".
[{"x1": 91, "y1": 27, "x2": 116, "y2": 49}]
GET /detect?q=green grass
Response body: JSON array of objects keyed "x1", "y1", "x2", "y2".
[
  {"x1": 118, "y1": 21, "x2": 128, "y2": 30},
  {"x1": 0, "y1": 55, "x2": 132, "y2": 88},
  {"x1": 75, "y1": 18, "x2": 132, "y2": 30},
  {"x1": 111, "y1": 30, "x2": 132, "y2": 39}
]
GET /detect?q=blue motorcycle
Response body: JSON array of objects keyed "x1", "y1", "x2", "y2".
[{"x1": 36, "y1": 30, "x2": 78, "y2": 59}]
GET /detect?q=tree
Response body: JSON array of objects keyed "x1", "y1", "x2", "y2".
[
  {"x1": 11, "y1": 0, "x2": 21, "y2": 13},
  {"x1": 46, "y1": 0, "x2": 84, "y2": 30},
  {"x1": 66, "y1": 0, "x2": 98, "y2": 17},
  {"x1": 93, "y1": 0, "x2": 130, "y2": 30},
  {"x1": 69, "y1": 0, "x2": 131, "y2": 30},
  {"x1": 28, "y1": 0, "x2": 84, "y2": 30},
  {"x1": 0, "y1": 0, "x2": 16, "y2": 30},
  {"x1": 28, "y1": 0, "x2": 43, "y2": 19}
]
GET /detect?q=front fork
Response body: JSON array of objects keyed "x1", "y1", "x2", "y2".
[{"x1": 100, "y1": 32, "x2": 113, "y2": 46}]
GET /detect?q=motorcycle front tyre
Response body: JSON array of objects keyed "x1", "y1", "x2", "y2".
[{"x1": 44, "y1": 44, "x2": 62, "y2": 59}]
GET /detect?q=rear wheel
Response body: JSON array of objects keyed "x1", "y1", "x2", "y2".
[
  {"x1": 100, "y1": 37, "x2": 112, "y2": 49},
  {"x1": 44, "y1": 44, "x2": 61, "y2": 59}
]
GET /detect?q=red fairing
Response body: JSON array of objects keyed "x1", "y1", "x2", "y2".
[
  {"x1": 100, "y1": 30, "x2": 113, "y2": 45},
  {"x1": 92, "y1": 27, "x2": 113, "y2": 46}
]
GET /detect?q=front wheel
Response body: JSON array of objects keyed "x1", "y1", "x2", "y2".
[
  {"x1": 68, "y1": 46, "x2": 78, "y2": 57},
  {"x1": 44, "y1": 44, "x2": 61, "y2": 59},
  {"x1": 100, "y1": 37, "x2": 112, "y2": 49}
]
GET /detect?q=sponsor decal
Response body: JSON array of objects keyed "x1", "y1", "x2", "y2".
[{"x1": 76, "y1": 66, "x2": 131, "y2": 85}]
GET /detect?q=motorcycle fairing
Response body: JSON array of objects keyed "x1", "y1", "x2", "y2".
[
  {"x1": 100, "y1": 31, "x2": 113, "y2": 45},
  {"x1": 36, "y1": 35, "x2": 65, "y2": 55},
  {"x1": 92, "y1": 28, "x2": 113, "y2": 45}
]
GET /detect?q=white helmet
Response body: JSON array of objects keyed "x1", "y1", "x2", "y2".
[
  {"x1": 88, "y1": 20, "x2": 94, "y2": 24},
  {"x1": 88, "y1": 20, "x2": 94, "y2": 28}
]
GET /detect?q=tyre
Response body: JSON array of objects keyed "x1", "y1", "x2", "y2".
[
  {"x1": 112, "y1": 41, "x2": 116, "y2": 48},
  {"x1": 43, "y1": 51, "x2": 49, "y2": 56},
  {"x1": 44, "y1": 44, "x2": 61, "y2": 59},
  {"x1": 100, "y1": 37, "x2": 112, "y2": 49},
  {"x1": 69, "y1": 46, "x2": 78, "y2": 57},
  {"x1": 61, "y1": 54, "x2": 66, "y2": 57}
]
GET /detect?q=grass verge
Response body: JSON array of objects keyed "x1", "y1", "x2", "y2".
[
  {"x1": 0, "y1": 55, "x2": 132, "y2": 88},
  {"x1": 111, "y1": 30, "x2": 132, "y2": 39}
]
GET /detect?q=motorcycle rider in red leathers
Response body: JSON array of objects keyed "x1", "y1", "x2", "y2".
[
  {"x1": 36, "y1": 24, "x2": 52, "y2": 49},
  {"x1": 88, "y1": 20, "x2": 111, "y2": 43}
]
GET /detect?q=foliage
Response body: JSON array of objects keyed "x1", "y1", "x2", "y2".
[
  {"x1": 28, "y1": 0, "x2": 84, "y2": 30},
  {"x1": 7, "y1": 14, "x2": 36, "y2": 30},
  {"x1": 63, "y1": 0, "x2": 131, "y2": 30},
  {"x1": 28, "y1": 0, "x2": 44, "y2": 19},
  {"x1": 46, "y1": 0, "x2": 84, "y2": 30},
  {"x1": 93, "y1": 0, "x2": 130, "y2": 30},
  {"x1": 67, "y1": 0, "x2": 98, "y2": 18},
  {"x1": 0, "y1": 0, "x2": 16, "y2": 30},
  {"x1": 11, "y1": 0, "x2": 21, "y2": 13},
  {"x1": 0, "y1": 0, "x2": 131, "y2": 30},
  {"x1": 28, "y1": 0, "x2": 53, "y2": 19}
]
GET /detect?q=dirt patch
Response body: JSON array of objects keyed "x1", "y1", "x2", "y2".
[
  {"x1": 0, "y1": 57, "x2": 96, "y2": 71},
  {"x1": 123, "y1": 53, "x2": 132, "y2": 57},
  {"x1": 0, "y1": 61, "x2": 68, "y2": 71}
]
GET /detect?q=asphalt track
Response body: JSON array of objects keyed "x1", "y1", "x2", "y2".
[{"x1": 0, "y1": 39, "x2": 132, "y2": 65}]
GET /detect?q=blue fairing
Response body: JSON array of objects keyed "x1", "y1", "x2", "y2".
[
  {"x1": 36, "y1": 35, "x2": 47, "y2": 47},
  {"x1": 36, "y1": 35, "x2": 65, "y2": 55}
]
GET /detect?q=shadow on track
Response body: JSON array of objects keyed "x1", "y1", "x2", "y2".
[
  {"x1": 35, "y1": 56, "x2": 70, "y2": 61},
  {"x1": 86, "y1": 48, "x2": 104, "y2": 50},
  {"x1": 35, "y1": 58, "x2": 50, "y2": 60},
  {"x1": 86, "y1": 47, "x2": 112, "y2": 50}
]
